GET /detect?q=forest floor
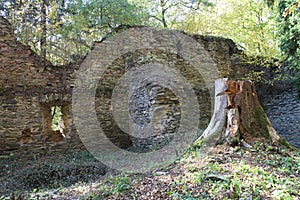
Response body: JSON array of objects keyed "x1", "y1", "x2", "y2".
[{"x1": 0, "y1": 138, "x2": 299, "y2": 200}]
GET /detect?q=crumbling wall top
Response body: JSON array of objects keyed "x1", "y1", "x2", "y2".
[{"x1": 0, "y1": 16, "x2": 14, "y2": 41}]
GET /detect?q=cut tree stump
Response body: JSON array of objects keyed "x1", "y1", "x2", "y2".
[{"x1": 195, "y1": 78, "x2": 293, "y2": 148}]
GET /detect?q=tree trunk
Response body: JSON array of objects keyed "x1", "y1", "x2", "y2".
[
  {"x1": 195, "y1": 78, "x2": 293, "y2": 148},
  {"x1": 40, "y1": 0, "x2": 47, "y2": 63},
  {"x1": 160, "y1": 0, "x2": 168, "y2": 28}
]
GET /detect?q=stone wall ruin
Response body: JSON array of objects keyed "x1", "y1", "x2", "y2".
[
  {"x1": 1, "y1": 16, "x2": 299, "y2": 154},
  {"x1": 0, "y1": 16, "x2": 80, "y2": 153}
]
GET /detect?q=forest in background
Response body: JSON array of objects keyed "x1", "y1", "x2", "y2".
[
  {"x1": 1, "y1": 1, "x2": 300, "y2": 198},
  {"x1": 0, "y1": 0, "x2": 299, "y2": 95}
]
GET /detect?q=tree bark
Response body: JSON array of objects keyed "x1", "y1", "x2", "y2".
[
  {"x1": 160, "y1": 0, "x2": 168, "y2": 28},
  {"x1": 40, "y1": 0, "x2": 47, "y2": 63},
  {"x1": 195, "y1": 78, "x2": 293, "y2": 148}
]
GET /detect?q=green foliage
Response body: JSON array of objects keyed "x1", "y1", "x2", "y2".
[
  {"x1": 1, "y1": 0, "x2": 286, "y2": 68},
  {"x1": 0, "y1": 0, "x2": 148, "y2": 65},
  {"x1": 0, "y1": 0, "x2": 66, "y2": 61},
  {"x1": 112, "y1": 176, "x2": 131, "y2": 194},
  {"x1": 171, "y1": 192, "x2": 197, "y2": 200},
  {"x1": 51, "y1": 106, "x2": 62, "y2": 131},
  {"x1": 1, "y1": 143, "x2": 300, "y2": 199},
  {"x1": 63, "y1": 0, "x2": 148, "y2": 45},
  {"x1": 62, "y1": 0, "x2": 147, "y2": 64},
  {"x1": 194, "y1": 171, "x2": 206, "y2": 183},
  {"x1": 180, "y1": 0, "x2": 282, "y2": 59},
  {"x1": 95, "y1": 175, "x2": 131, "y2": 197},
  {"x1": 133, "y1": 0, "x2": 214, "y2": 28},
  {"x1": 277, "y1": 0, "x2": 300, "y2": 98}
]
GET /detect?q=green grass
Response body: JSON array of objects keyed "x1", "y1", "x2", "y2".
[{"x1": 1, "y1": 141, "x2": 299, "y2": 199}]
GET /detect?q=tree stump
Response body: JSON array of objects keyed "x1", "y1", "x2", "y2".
[{"x1": 195, "y1": 78, "x2": 293, "y2": 148}]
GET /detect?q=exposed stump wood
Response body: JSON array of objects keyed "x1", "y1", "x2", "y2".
[{"x1": 196, "y1": 78, "x2": 293, "y2": 148}]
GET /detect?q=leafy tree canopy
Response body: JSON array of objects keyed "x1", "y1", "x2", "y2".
[
  {"x1": 0, "y1": 0, "x2": 148, "y2": 64},
  {"x1": 277, "y1": 0, "x2": 300, "y2": 97},
  {"x1": 1, "y1": 0, "x2": 299, "y2": 98},
  {"x1": 179, "y1": 0, "x2": 281, "y2": 59},
  {"x1": 133, "y1": 0, "x2": 213, "y2": 28}
]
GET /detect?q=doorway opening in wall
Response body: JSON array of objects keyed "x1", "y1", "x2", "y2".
[{"x1": 51, "y1": 105, "x2": 65, "y2": 137}]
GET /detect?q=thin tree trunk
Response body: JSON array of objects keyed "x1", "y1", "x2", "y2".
[
  {"x1": 40, "y1": 0, "x2": 47, "y2": 63},
  {"x1": 160, "y1": 0, "x2": 168, "y2": 28}
]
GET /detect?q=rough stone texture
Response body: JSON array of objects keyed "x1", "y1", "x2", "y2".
[
  {"x1": 0, "y1": 16, "x2": 82, "y2": 153},
  {"x1": 82, "y1": 31, "x2": 214, "y2": 151},
  {"x1": 129, "y1": 85, "x2": 181, "y2": 150},
  {"x1": 263, "y1": 91, "x2": 300, "y2": 148},
  {"x1": 1, "y1": 16, "x2": 299, "y2": 154}
]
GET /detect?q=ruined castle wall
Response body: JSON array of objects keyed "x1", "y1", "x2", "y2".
[
  {"x1": 0, "y1": 17, "x2": 45, "y2": 152},
  {"x1": 1, "y1": 17, "x2": 299, "y2": 153},
  {"x1": 0, "y1": 17, "x2": 79, "y2": 153}
]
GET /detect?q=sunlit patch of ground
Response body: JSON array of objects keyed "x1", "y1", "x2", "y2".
[{"x1": 1, "y1": 139, "x2": 299, "y2": 200}]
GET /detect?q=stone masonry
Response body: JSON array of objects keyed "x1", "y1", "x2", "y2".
[
  {"x1": 263, "y1": 91, "x2": 300, "y2": 148},
  {"x1": 0, "y1": 16, "x2": 81, "y2": 153},
  {"x1": 1, "y1": 16, "x2": 299, "y2": 154}
]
